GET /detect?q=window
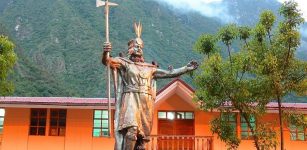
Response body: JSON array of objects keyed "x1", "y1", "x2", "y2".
[
  {"x1": 221, "y1": 113, "x2": 237, "y2": 135},
  {"x1": 49, "y1": 109, "x2": 66, "y2": 136},
  {"x1": 93, "y1": 110, "x2": 109, "y2": 137},
  {"x1": 158, "y1": 112, "x2": 167, "y2": 119},
  {"x1": 158, "y1": 111, "x2": 195, "y2": 136},
  {"x1": 158, "y1": 111, "x2": 194, "y2": 120},
  {"x1": 288, "y1": 115, "x2": 307, "y2": 141},
  {"x1": 290, "y1": 124, "x2": 305, "y2": 141},
  {"x1": 29, "y1": 109, "x2": 47, "y2": 136},
  {"x1": 0, "y1": 109, "x2": 5, "y2": 134},
  {"x1": 240, "y1": 115, "x2": 256, "y2": 140}
]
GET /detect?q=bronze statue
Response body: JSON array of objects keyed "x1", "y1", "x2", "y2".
[{"x1": 102, "y1": 22, "x2": 198, "y2": 150}]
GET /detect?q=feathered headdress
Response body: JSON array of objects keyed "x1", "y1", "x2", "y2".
[
  {"x1": 134, "y1": 21, "x2": 142, "y2": 38},
  {"x1": 133, "y1": 21, "x2": 144, "y2": 49}
]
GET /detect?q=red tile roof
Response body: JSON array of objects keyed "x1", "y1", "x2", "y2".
[
  {"x1": 1, "y1": 97, "x2": 306, "y2": 110},
  {"x1": 1, "y1": 79, "x2": 306, "y2": 110},
  {"x1": 220, "y1": 101, "x2": 307, "y2": 110},
  {"x1": 266, "y1": 102, "x2": 307, "y2": 110},
  {"x1": 0, "y1": 97, "x2": 115, "y2": 106},
  {"x1": 157, "y1": 78, "x2": 194, "y2": 95}
]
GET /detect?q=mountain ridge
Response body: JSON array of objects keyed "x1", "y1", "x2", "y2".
[{"x1": 0, "y1": 0, "x2": 306, "y2": 101}]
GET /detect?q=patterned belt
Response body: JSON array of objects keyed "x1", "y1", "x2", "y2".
[{"x1": 124, "y1": 85, "x2": 152, "y2": 95}]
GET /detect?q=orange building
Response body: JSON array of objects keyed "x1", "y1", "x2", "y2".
[{"x1": 0, "y1": 79, "x2": 307, "y2": 150}]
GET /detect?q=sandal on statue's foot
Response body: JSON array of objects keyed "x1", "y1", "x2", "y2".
[
  {"x1": 142, "y1": 136, "x2": 150, "y2": 142},
  {"x1": 136, "y1": 145, "x2": 146, "y2": 150}
]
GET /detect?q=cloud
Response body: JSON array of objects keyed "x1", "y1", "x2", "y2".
[{"x1": 153, "y1": 0, "x2": 234, "y2": 23}]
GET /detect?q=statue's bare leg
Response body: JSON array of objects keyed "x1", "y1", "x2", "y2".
[
  {"x1": 124, "y1": 127, "x2": 137, "y2": 150},
  {"x1": 114, "y1": 130, "x2": 124, "y2": 150},
  {"x1": 135, "y1": 135, "x2": 148, "y2": 150}
]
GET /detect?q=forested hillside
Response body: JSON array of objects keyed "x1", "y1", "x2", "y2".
[
  {"x1": 0, "y1": 21, "x2": 78, "y2": 96},
  {"x1": 0, "y1": 0, "x2": 221, "y2": 97},
  {"x1": 0, "y1": 0, "x2": 306, "y2": 100}
]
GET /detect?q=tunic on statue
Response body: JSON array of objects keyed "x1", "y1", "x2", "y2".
[{"x1": 114, "y1": 57, "x2": 157, "y2": 138}]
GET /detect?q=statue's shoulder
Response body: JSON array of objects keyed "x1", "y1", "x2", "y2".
[
  {"x1": 116, "y1": 57, "x2": 133, "y2": 63},
  {"x1": 135, "y1": 62, "x2": 157, "y2": 68},
  {"x1": 115, "y1": 57, "x2": 157, "y2": 69}
]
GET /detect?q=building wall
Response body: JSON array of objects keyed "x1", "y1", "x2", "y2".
[
  {"x1": 1, "y1": 108, "x2": 114, "y2": 150},
  {"x1": 2, "y1": 108, "x2": 30, "y2": 150},
  {"x1": 0, "y1": 135, "x2": 2, "y2": 150},
  {"x1": 154, "y1": 94, "x2": 225, "y2": 149},
  {"x1": 1, "y1": 96, "x2": 307, "y2": 150},
  {"x1": 65, "y1": 109, "x2": 114, "y2": 150},
  {"x1": 153, "y1": 94, "x2": 307, "y2": 150},
  {"x1": 152, "y1": 94, "x2": 195, "y2": 135}
]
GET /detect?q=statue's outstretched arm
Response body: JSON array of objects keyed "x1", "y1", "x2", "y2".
[{"x1": 154, "y1": 61, "x2": 198, "y2": 79}]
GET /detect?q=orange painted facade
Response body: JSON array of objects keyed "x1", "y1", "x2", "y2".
[{"x1": 0, "y1": 79, "x2": 307, "y2": 150}]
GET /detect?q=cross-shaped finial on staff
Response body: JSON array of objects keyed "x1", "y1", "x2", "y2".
[{"x1": 96, "y1": 0, "x2": 118, "y2": 43}]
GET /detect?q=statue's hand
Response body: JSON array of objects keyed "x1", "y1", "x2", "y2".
[
  {"x1": 103, "y1": 42, "x2": 112, "y2": 52},
  {"x1": 187, "y1": 60, "x2": 199, "y2": 70}
]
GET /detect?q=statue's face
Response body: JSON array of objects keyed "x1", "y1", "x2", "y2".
[
  {"x1": 128, "y1": 38, "x2": 144, "y2": 62},
  {"x1": 133, "y1": 38, "x2": 144, "y2": 57}
]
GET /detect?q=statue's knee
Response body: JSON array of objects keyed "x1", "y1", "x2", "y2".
[{"x1": 126, "y1": 127, "x2": 138, "y2": 141}]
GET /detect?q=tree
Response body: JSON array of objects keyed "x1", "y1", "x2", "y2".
[
  {"x1": 193, "y1": 1, "x2": 306, "y2": 150},
  {"x1": 194, "y1": 34, "x2": 218, "y2": 59},
  {"x1": 0, "y1": 35, "x2": 17, "y2": 96},
  {"x1": 263, "y1": 1, "x2": 306, "y2": 149}
]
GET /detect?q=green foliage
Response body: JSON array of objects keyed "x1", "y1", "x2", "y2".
[
  {"x1": 253, "y1": 24, "x2": 267, "y2": 43},
  {"x1": 284, "y1": 111, "x2": 307, "y2": 128},
  {"x1": 0, "y1": 35, "x2": 17, "y2": 95},
  {"x1": 211, "y1": 116, "x2": 240, "y2": 150},
  {"x1": 266, "y1": 3, "x2": 307, "y2": 148},
  {"x1": 193, "y1": 34, "x2": 217, "y2": 58},
  {"x1": 279, "y1": 1, "x2": 305, "y2": 26},
  {"x1": 259, "y1": 10, "x2": 276, "y2": 34},
  {"x1": 217, "y1": 24, "x2": 239, "y2": 64},
  {"x1": 194, "y1": 44, "x2": 272, "y2": 149},
  {"x1": 218, "y1": 24, "x2": 238, "y2": 47},
  {"x1": 266, "y1": 1, "x2": 305, "y2": 98},
  {"x1": 238, "y1": 26, "x2": 251, "y2": 41},
  {"x1": 255, "y1": 123, "x2": 278, "y2": 150},
  {"x1": 194, "y1": 1, "x2": 307, "y2": 149}
]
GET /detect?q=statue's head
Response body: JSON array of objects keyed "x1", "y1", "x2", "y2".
[{"x1": 128, "y1": 22, "x2": 144, "y2": 62}]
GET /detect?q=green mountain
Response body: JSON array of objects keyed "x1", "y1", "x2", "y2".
[
  {"x1": 0, "y1": 21, "x2": 78, "y2": 96},
  {"x1": 0, "y1": 0, "x2": 220, "y2": 97},
  {"x1": 0, "y1": 0, "x2": 306, "y2": 100}
]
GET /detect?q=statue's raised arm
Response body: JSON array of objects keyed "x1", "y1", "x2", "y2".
[
  {"x1": 102, "y1": 42, "x2": 126, "y2": 69},
  {"x1": 154, "y1": 60, "x2": 198, "y2": 79},
  {"x1": 101, "y1": 42, "x2": 111, "y2": 66}
]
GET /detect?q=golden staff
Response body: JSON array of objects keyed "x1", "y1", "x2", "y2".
[{"x1": 96, "y1": 0, "x2": 118, "y2": 137}]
